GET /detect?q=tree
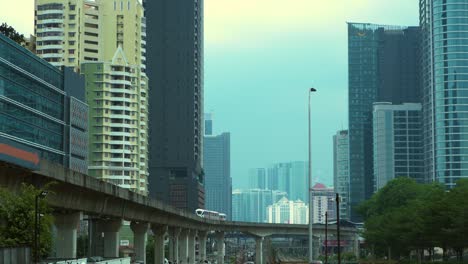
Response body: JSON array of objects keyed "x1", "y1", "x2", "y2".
[
  {"x1": 445, "y1": 179, "x2": 468, "y2": 261},
  {"x1": 0, "y1": 22, "x2": 25, "y2": 44},
  {"x1": 0, "y1": 183, "x2": 53, "y2": 259}
]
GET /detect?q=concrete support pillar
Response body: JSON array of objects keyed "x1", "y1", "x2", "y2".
[
  {"x1": 255, "y1": 236, "x2": 264, "y2": 264},
  {"x1": 354, "y1": 235, "x2": 360, "y2": 259},
  {"x1": 102, "y1": 219, "x2": 122, "y2": 258},
  {"x1": 188, "y1": 230, "x2": 197, "y2": 263},
  {"x1": 179, "y1": 229, "x2": 189, "y2": 264},
  {"x1": 130, "y1": 222, "x2": 149, "y2": 263},
  {"x1": 54, "y1": 212, "x2": 82, "y2": 259},
  {"x1": 216, "y1": 231, "x2": 225, "y2": 264},
  {"x1": 198, "y1": 231, "x2": 208, "y2": 262},
  {"x1": 168, "y1": 227, "x2": 181, "y2": 263},
  {"x1": 152, "y1": 225, "x2": 168, "y2": 264}
]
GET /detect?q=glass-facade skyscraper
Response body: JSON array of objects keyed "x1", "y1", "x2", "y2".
[
  {"x1": 420, "y1": 0, "x2": 468, "y2": 188},
  {"x1": 348, "y1": 23, "x2": 420, "y2": 220},
  {"x1": 373, "y1": 103, "x2": 423, "y2": 191}
]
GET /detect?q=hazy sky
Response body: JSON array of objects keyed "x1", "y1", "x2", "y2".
[{"x1": 1, "y1": 0, "x2": 419, "y2": 188}]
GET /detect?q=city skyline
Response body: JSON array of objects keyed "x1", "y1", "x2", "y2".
[{"x1": 1, "y1": 0, "x2": 420, "y2": 189}]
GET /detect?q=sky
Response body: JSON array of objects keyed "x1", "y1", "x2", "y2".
[{"x1": 1, "y1": 0, "x2": 419, "y2": 189}]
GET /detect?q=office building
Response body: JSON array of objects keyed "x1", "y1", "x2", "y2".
[
  {"x1": 373, "y1": 103, "x2": 423, "y2": 191},
  {"x1": 267, "y1": 197, "x2": 308, "y2": 224},
  {"x1": 146, "y1": 0, "x2": 205, "y2": 210},
  {"x1": 267, "y1": 161, "x2": 308, "y2": 202},
  {"x1": 347, "y1": 22, "x2": 420, "y2": 220},
  {"x1": 35, "y1": 0, "x2": 149, "y2": 194},
  {"x1": 420, "y1": 0, "x2": 468, "y2": 188},
  {"x1": 232, "y1": 189, "x2": 287, "y2": 223},
  {"x1": 249, "y1": 168, "x2": 267, "y2": 189},
  {"x1": 0, "y1": 32, "x2": 88, "y2": 173},
  {"x1": 312, "y1": 183, "x2": 336, "y2": 224},
  {"x1": 333, "y1": 130, "x2": 350, "y2": 220},
  {"x1": 203, "y1": 117, "x2": 231, "y2": 218}
]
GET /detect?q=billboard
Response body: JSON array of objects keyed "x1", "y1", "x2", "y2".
[{"x1": 0, "y1": 137, "x2": 40, "y2": 170}]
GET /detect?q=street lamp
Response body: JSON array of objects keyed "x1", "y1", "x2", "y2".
[
  {"x1": 325, "y1": 211, "x2": 328, "y2": 264},
  {"x1": 308, "y1": 87, "x2": 317, "y2": 263},
  {"x1": 336, "y1": 193, "x2": 341, "y2": 264},
  {"x1": 35, "y1": 190, "x2": 48, "y2": 263}
]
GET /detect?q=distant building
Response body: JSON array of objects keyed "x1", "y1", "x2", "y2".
[
  {"x1": 232, "y1": 189, "x2": 287, "y2": 223},
  {"x1": 0, "y1": 33, "x2": 88, "y2": 173},
  {"x1": 347, "y1": 22, "x2": 421, "y2": 220},
  {"x1": 267, "y1": 197, "x2": 308, "y2": 224},
  {"x1": 249, "y1": 168, "x2": 266, "y2": 189},
  {"x1": 267, "y1": 161, "x2": 308, "y2": 202},
  {"x1": 203, "y1": 115, "x2": 231, "y2": 218},
  {"x1": 146, "y1": 0, "x2": 205, "y2": 211},
  {"x1": 373, "y1": 103, "x2": 423, "y2": 191},
  {"x1": 333, "y1": 130, "x2": 350, "y2": 220},
  {"x1": 312, "y1": 183, "x2": 336, "y2": 224}
]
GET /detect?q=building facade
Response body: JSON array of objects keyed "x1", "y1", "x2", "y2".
[
  {"x1": 312, "y1": 183, "x2": 336, "y2": 224},
  {"x1": 333, "y1": 130, "x2": 350, "y2": 220},
  {"x1": 146, "y1": 0, "x2": 205, "y2": 210},
  {"x1": 0, "y1": 33, "x2": 88, "y2": 173},
  {"x1": 420, "y1": 0, "x2": 468, "y2": 188},
  {"x1": 347, "y1": 22, "x2": 420, "y2": 220},
  {"x1": 232, "y1": 189, "x2": 287, "y2": 223},
  {"x1": 373, "y1": 103, "x2": 423, "y2": 191},
  {"x1": 203, "y1": 131, "x2": 231, "y2": 219},
  {"x1": 267, "y1": 197, "x2": 308, "y2": 224},
  {"x1": 35, "y1": 0, "x2": 149, "y2": 194}
]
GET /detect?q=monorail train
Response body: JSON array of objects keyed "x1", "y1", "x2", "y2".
[{"x1": 195, "y1": 209, "x2": 227, "y2": 221}]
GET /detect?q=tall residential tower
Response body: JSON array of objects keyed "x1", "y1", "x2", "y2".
[
  {"x1": 35, "y1": 0, "x2": 149, "y2": 194},
  {"x1": 146, "y1": 0, "x2": 205, "y2": 210}
]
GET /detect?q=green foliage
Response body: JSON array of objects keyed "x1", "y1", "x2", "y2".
[
  {"x1": 0, "y1": 22, "x2": 25, "y2": 44},
  {"x1": 358, "y1": 177, "x2": 468, "y2": 260},
  {"x1": 146, "y1": 234, "x2": 155, "y2": 263},
  {"x1": 0, "y1": 183, "x2": 53, "y2": 259}
]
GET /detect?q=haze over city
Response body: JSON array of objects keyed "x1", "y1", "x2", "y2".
[{"x1": 1, "y1": 0, "x2": 419, "y2": 188}]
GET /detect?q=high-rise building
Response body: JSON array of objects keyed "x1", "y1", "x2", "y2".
[
  {"x1": 34, "y1": 0, "x2": 149, "y2": 195},
  {"x1": 267, "y1": 162, "x2": 308, "y2": 202},
  {"x1": 311, "y1": 183, "x2": 336, "y2": 224},
  {"x1": 347, "y1": 23, "x2": 420, "y2": 220},
  {"x1": 146, "y1": 0, "x2": 205, "y2": 210},
  {"x1": 232, "y1": 189, "x2": 287, "y2": 223},
  {"x1": 249, "y1": 168, "x2": 267, "y2": 189},
  {"x1": 0, "y1": 33, "x2": 88, "y2": 173},
  {"x1": 420, "y1": 0, "x2": 468, "y2": 188},
  {"x1": 203, "y1": 128, "x2": 231, "y2": 218},
  {"x1": 267, "y1": 197, "x2": 309, "y2": 224},
  {"x1": 333, "y1": 130, "x2": 350, "y2": 220},
  {"x1": 373, "y1": 103, "x2": 423, "y2": 191}
]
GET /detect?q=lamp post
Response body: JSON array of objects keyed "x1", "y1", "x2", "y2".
[
  {"x1": 34, "y1": 190, "x2": 48, "y2": 263},
  {"x1": 325, "y1": 211, "x2": 328, "y2": 264},
  {"x1": 308, "y1": 87, "x2": 317, "y2": 263},
  {"x1": 336, "y1": 193, "x2": 341, "y2": 264}
]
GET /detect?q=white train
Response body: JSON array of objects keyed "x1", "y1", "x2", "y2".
[{"x1": 195, "y1": 209, "x2": 227, "y2": 221}]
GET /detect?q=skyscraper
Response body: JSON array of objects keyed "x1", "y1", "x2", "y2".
[
  {"x1": 267, "y1": 197, "x2": 309, "y2": 224},
  {"x1": 146, "y1": 0, "x2": 205, "y2": 210},
  {"x1": 420, "y1": 0, "x2": 468, "y2": 188},
  {"x1": 34, "y1": 0, "x2": 149, "y2": 195},
  {"x1": 373, "y1": 103, "x2": 423, "y2": 191},
  {"x1": 347, "y1": 23, "x2": 420, "y2": 220},
  {"x1": 249, "y1": 168, "x2": 267, "y2": 189},
  {"x1": 333, "y1": 130, "x2": 350, "y2": 220},
  {"x1": 203, "y1": 118, "x2": 231, "y2": 218},
  {"x1": 267, "y1": 161, "x2": 308, "y2": 201},
  {"x1": 311, "y1": 183, "x2": 336, "y2": 224}
]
